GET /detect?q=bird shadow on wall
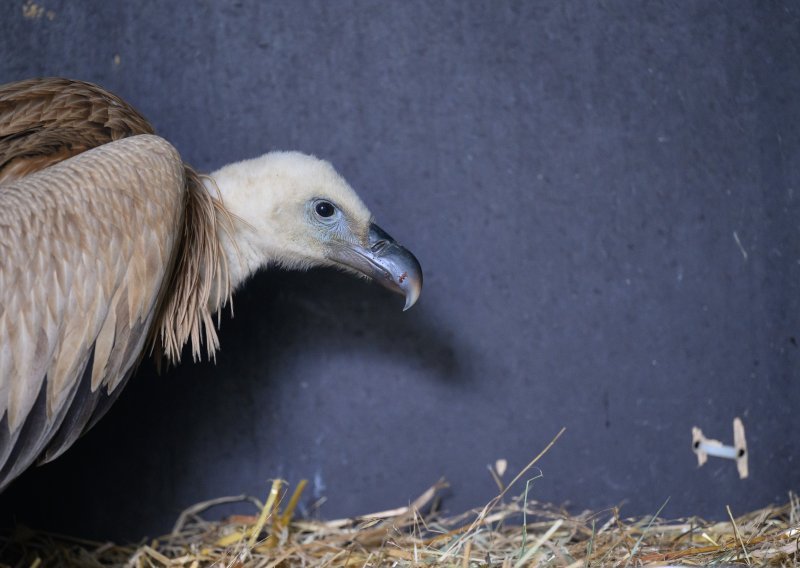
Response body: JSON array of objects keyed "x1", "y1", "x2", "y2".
[
  {"x1": 0, "y1": 268, "x2": 475, "y2": 540},
  {"x1": 222, "y1": 268, "x2": 466, "y2": 384}
]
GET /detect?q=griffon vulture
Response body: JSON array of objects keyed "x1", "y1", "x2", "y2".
[{"x1": 0, "y1": 78, "x2": 422, "y2": 490}]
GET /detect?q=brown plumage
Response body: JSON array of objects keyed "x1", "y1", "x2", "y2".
[
  {"x1": 0, "y1": 78, "x2": 154, "y2": 183},
  {"x1": 0, "y1": 77, "x2": 422, "y2": 491},
  {"x1": 0, "y1": 78, "x2": 230, "y2": 363},
  {"x1": 0, "y1": 78, "x2": 231, "y2": 489}
]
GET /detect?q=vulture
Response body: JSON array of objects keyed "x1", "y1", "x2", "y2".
[{"x1": 0, "y1": 78, "x2": 422, "y2": 490}]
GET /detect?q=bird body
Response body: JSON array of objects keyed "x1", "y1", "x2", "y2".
[
  {"x1": 0, "y1": 135, "x2": 184, "y2": 484},
  {"x1": 0, "y1": 78, "x2": 421, "y2": 490}
]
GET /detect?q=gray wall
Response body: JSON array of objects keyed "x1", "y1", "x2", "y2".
[{"x1": 1, "y1": 1, "x2": 798, "y2": 541}]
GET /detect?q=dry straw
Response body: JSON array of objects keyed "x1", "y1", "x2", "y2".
[{"x1": 2, "y1": 429, "x2": 798, "y2": 567}]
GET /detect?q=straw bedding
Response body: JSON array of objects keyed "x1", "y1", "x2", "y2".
[{"x1": 2, "y1": 430, "x2": 797, "y2": 567}]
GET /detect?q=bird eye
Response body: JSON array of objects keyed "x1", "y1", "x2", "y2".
[{"x1": 315, "y1": 201, "x2": 336, "y2": 218}]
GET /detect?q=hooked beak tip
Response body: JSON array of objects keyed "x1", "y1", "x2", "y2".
[{"x1": 403, "y1": 284, "x2": 421, "y2": 311}]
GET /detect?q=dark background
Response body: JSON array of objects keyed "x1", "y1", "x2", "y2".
[{"x1": 1, "y1": 0, "x2": 798, "y2": 541}]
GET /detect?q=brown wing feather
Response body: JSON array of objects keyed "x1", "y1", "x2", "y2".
[
  {"x1": 0, "y1": 78, "x2": 233, "y2": 488},
  {"x1": 0, "y1": 135, "x2": 185, "y2": 489},
  {"x1": 0, "y1": 77, "x2": 232, "y2": 367},
  {"x1": 0, "y1": 78, "x2": 155, "y2": 184}
]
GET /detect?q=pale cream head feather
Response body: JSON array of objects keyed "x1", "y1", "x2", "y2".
[{"x1": 209, "y1": 151, "x2": 375, "y2": 289}]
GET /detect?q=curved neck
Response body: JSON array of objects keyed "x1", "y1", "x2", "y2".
[{"x1": 202, "y1": 175, "x2": 265, "y2": 311}]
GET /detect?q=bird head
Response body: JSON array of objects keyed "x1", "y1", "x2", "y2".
[{"x1": 210, "y1": 151, "x2": 422, "y2": 310}]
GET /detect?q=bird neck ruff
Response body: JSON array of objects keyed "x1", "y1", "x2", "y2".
[{"x1": 152, "y1": 166, "x2": 234, "y2": 365}]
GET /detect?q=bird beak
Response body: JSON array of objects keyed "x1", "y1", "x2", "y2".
[{"x1": 328, "y1": 223, "x2": 422, "y2": 310}]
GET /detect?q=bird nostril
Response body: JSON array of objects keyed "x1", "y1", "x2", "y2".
[{"x1": 371, "y1": 240, "x2": 389, "y2": 254}]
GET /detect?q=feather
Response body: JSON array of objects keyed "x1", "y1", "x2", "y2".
[
  {"x1": 0, "y1": 135, "x2": 186, "y2": 489},
  {"x1": 0, "y1": 78, "x2": 233, "y2": 368},
  {"x1": 0, "y1": 77, "x2": 236, "y2": 489}
]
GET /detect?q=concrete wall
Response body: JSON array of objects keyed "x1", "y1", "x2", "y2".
[{"x1": 1, "y1": 0, "x2": 798, "y2": 540}]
